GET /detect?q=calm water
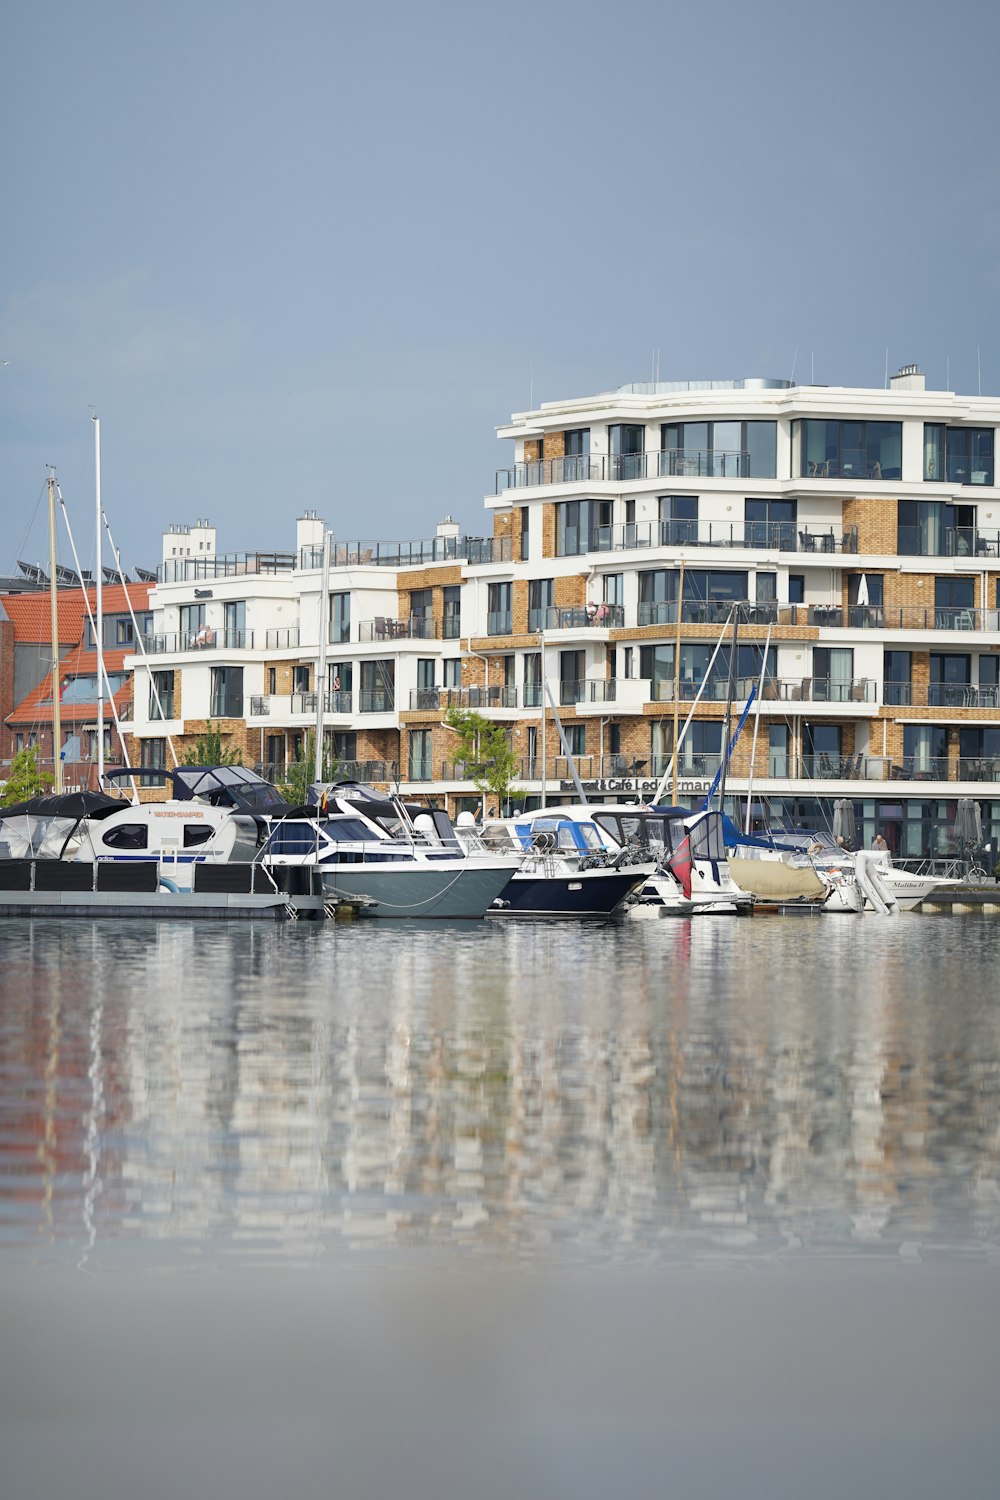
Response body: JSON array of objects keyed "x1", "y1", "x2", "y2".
[{"x1": 2, "y1": 914, "x2": 999, "y2": 1498}]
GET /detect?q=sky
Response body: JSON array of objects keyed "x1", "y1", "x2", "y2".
[{"x1": 2, "y1": 0, "x2": 999, "y2": 577}]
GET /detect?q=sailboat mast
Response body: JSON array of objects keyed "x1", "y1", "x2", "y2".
[
  {"x1": 93, "y1": 416, "x2": 105, "y2": 787},
  {"x1": 47, "y1": 471, "x2": 63, "y2": 793},
  {"x1": 314, "y1": 528, "x2": 332, "y2": 783}
]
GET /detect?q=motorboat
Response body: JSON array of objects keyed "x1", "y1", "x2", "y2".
[
  {"x1": 477, "y1": 812, "x2": 654, "y2": 919},
  {"x1": 514, "y1": 803, "x2": 753, "y2": 916},
  {"x1": 265, "y1": 782, "x2": 520, "y2": 919},
  {"x1": 730, "y1": 830, "x2": 961, "y2": 913}
]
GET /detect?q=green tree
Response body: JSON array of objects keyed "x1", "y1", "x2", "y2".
[
  {"x1": 181, "y1": 730, "x2": 243, "y2": 767},
  {"x1": 280, "y1": 732, "x2": 340, "y2": 805},
  {"x1": 444, "y1": 706, "x2": 520, "y2": 815},
  {"x1": 1, "y1": 745, "x2": 55, "y2": 806}
]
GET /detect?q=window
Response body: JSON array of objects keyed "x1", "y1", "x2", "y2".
[
  {"x1": 443, "y1": 585, "x2": 461, "y2": 639},
  {"x1": 562, "y1": 428, "x2": 591, "y2": 482},
  {"x1": 333, "y1": 731, "x2": 357, "y2": 762},
  {"x1": 528, "y1": 578, "x2": 554, "y2": 631},
  {"x1": 794, "y1": 419, "x2": 901, "y2": 480},
  {"x1": 928, "y1": 652, "x2": 971, "y2": 706},
  {"x1": 608, "y1": 423, "x2": 646, "y2": 480},
  {"x1": 661, "y1": 421, "x2": 775, "y2": 479},
  {"x1": 268, "y1": 667, "x2": 277, "y2": 694},
  {"x1": 603, "y1": 573, "x2": 623, "y2": 608},
  {"x1": 903, "y1": 724, "x2": 947, "y2": 777},
  {"x1": 330, "y1": 662, "x2": 352, "y2": 709},
  {"x1": 210, "y1": 666, "x2": 243, "y2": 718},
  {"x1": 417, "y1": 658, "x2": 436, "y2": 693},
  {"x1": 409, "y1": 590, "x2": 433, "y2": 638},
  {"x1": 934, "y1": 577, "x2": 975, "y2": 629},
  {"x1": 183, "y1": 824, "x2": 215, "y2": 848},
  {"x1": 659, "y1": 495, "x2": 698, "y2": 544},
  {"x1": 769, "y1": 724, "x2": 788, "y2": 777},
  {"x1": 102, "y1": 823, "x2": 149, "y2": 850},
  {"x1": 408, "y1": 728, "x2": 433, "y2": 781},
  {"x1": 639, "y1": 644, "x2": 675, "y2": 700},
  {"x1": 520, "y1": 506, "x2": 530, "y2": 561},
  {"x1": 223, "y1": 600, "x2": 246, "y2": 645},
  {"x1": 443, "y1": 658, "x2": 462, "y2": 688},
  {"x1": 179, "y1": 603, "x2": 206, "y2": 638},
  {"x1": 139, "y1": 738, "x2": 166, "y2": 787},
  {"x1": 803, "y1": 723, "x2": 842, "y2": 775},
  {"x1": 745, "y1": 498, "x2": 795, "y2": 549},
  {"x1": 812, "y1": 647, "x2": 854, "y2": 701},
  {"x1": 924, "y1": 425, "x2": 994, "y2": 485},
  {"x1": 559, "y1": 649, "x2": 584, "y2": 704},
  {"x1": 564, "y1": 724, "x2": 586, "y2": 758},
  {"x1": 292, "y1": 664, "x2": 311, "y2": 694},
  {"x1": 788, "y1": 573, "x2": 805, "y2": 604},
  {"x1": 149, "y1": 670, "x2": 174, "y2": 720},
  {"x1": 523, "y1": 652, "x2": 541, "y2": 706},
  {"x1": 555, "y1": 499, "x2": 613, "y2": 556},
  {"x1": 115, "y1": 617, "x2": 134, "y2": 646},
  {"x1": 360, "y1": 659, "x2": 394, "y2": 712},
  {"x1": 898, "y1": 500, "x2": 978, "y2": 557},
  {"x1": 756, "y1": 572, "x2": 777, "y2": 603},
  {"x1": 330, "y1": 592, "x2": 351, "y2": 644},
  {"x1": 487, "y1": 582, "x2": 512, "y2": 634},
  {"x1": 883, "y1": 650, "x2": 911, "y2": 706}
]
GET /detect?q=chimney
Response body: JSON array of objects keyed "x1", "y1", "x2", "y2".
[
  {"x1": 890, "y1": 363, "x2": 925, "y2": 392},
  {"x1": 296, "y1": 512, "x2": 325, "y2": 553},
  {"x1": 436, "y1": 516, "x2": 461, "y2": 539}
]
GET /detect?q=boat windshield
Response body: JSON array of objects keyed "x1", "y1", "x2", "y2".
[{"x1": 688, "y1": 812, "x2": 727, "y2": 861}]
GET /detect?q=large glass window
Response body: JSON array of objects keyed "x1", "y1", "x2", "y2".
[
  {"x1": 408, "y1": 729, "x2": 433, "y2": 781},
  {"x1": 928, "y1": 652, "x2": 970, "y2": 706},
  {"x1": 608, "y1": 424, "x2": 646, "y2": 480},
  {"x1": 223, "y1": 600, "x2": 246, "y2": 646},
  {"x1": 442, "y1": 585, "x2": 461, "y2": 639},
  {"x1": 360, "y1": 659, "x2": 394, "y2": 712},
  {"x1": 924, "y1": 425, "x2": 994, "y2": 485},
  {"x1": 523, "y1": 652, "x2": 542, "y2": 707},
  {"x1": 812, "y1": 647, "x2": 855, "y2": 701},
  {"x1": 330, "y1": 592, "x2": 351, "y2": 644},
  {"x1": 179, "y1": 603, "x2": 205, "y2": 639},
  {"x1": 149, "y1": 670, "x2": 174, "y2": 720},
  {"x1": 555, "y1": 499, "x2": 613, "y2": 555},
  {"x1": 883, "y1": 650, "x2": 911, "y2": 706},
  {"x1": 903, "y1": 724, "x2": 947, "y2": 778},
  {"x1": 660, "y1": 420, "x2": 776, "y2": 479},
  {"x1": 528, "y1": 578, "x2": 554, "y2": 631},
  {"x1": 209, "y1": 666, "x2": 243, "y2": 718},
  {"x1": 795, "y1": 419, "x2": 901, "y2": 480},
  {"x1": 745, "y1": 498, "x2": 796, "y2": 549},
  {"x1": 487, "y1": 582, "x2": 512, "y2": 634},
  {"x1": 559, "y1": 649, "x2": 584, "y2": 705},
  {"x1": 658, "y1": 495, "x2": 698, "y2": 544},
  {"x1": 898, "y1": 500, "x2": 979, "y2": 557},
  {"x1": 562, "y1": 428, "x2": 591, "y2": 483}
]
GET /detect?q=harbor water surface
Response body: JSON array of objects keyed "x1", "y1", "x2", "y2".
[{"x1": 1, "y1": 914, "x2": 998, "y2": 1497}]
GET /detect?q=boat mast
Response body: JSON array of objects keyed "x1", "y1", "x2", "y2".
[
  {"x1": 671, "y1": 559, "x2": 685, "y2": 806},
  {"x1": 314, "y1": 527, "x2": 331, "y2": 784},
  {"x1": 47, "y1": 469, "x2": 63, "y2": 793},
  {"x1": 93, "y1": 415, "x2": 104, "y2": 788}
]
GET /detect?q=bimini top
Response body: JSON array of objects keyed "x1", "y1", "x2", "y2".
[{"x1": 108, "y1": 764, "x2": 291, "y2": 814}]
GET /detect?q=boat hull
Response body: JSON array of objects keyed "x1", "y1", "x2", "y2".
[
  {"x1": 488, "y1": 868, "x2": 644, "y2": 920},
  {"x1": 319, "y1": 861, "x2": 514, "y2": 919}
]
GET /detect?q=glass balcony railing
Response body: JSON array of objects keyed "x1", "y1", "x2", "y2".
[
  {"x1": 360, "y1": 617, "x2": 439, "y2": 642},
  {"x1": 265, "y1": 627, "x2": 300, "y2": 649},
  {"x1": 359, "y1": 690, "x2": 395, "y2": 713},
  {"x1": 486, "y1": 612, "x2": 513, "y2": 636},
  {"x1": 407, "y1": 686, "x2": 518, "y2": 711}
]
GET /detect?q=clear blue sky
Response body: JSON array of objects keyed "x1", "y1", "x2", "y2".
[{"x1": 2, "y1": 0, "x2": 999, "y2": 575}]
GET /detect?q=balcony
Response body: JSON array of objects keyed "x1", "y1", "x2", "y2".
[
  {"x1": 408, "y1": 686, "x2": 517, "y2": 711},
  {"x1": 361, "y1": 616, "x2": 440, "y2": 643},
  {"x1": 534, "y1": 604, "x2": 625, "y2": 631},
  {"x1": 359, "y1": 690, "x2": 395, "y2": 714},
  {"x1": 158, "y1": 553, "x2": 295, "y2": 583},
  {"x1": 899, "y1": 525, "x2": 1000, "y2": 558},
  {"x1": 496, "y1": 448, "x2": 754, "y2": 493},
  {"x1": 486, "y1": 611, "x2": 513, "y2": 636},
  {"x1": 564, "y1": 520, "x2": 860, "y2": 554},
  {"x1": 288, "y1": 691, "x2": 354, "y2": 716},
  {"x1": 497, "y1": 455, "x2": 606, "y2": 491},
  {"x1": 266, "y1": 627, "x2": 300, "y2": 649},
  {"x1": 302, "y1": 536, "x2": 511, "y2": 568},
  {"x1": 142, "y1": 628, "x2": 254, "y2": 654},
  {"x1": 249, "y1": 695, "x2": 270, "y2": 716},
  {"x1": 650, "y1": 677, "x2": 876, "y2": 705}
]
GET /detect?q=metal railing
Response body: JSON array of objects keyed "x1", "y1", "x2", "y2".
[
  {"x1": 533, "y1": 604, "x2": 625, "y2": 630},
  {"x1": 359, "y1": 690, "x2": 395, "y2": 713},
  {"x1": 496, "y1": 448, "x2": 757, "y2": 492},
  {"x1": 158, "y1": 553, "x2": 295, "y2": 582},
  {"x1": 650, "y1": 676, "x2": 876, "y2": 705},
  {"x1": 141, "y1": 628, "x2": 254, "y2": 654},
  {"x1": 266, "y1": 627, "x2": 300, "y2": 649},
  {"x1": 302, "y1": 537, "x2": 511, "y2": 568},
  {"x1": 249, "y1": 696, "x2": 270, "y2": 716},
  {"x1": 408, "y1": 686, "x2": 517, "y2": 711},
  {"x1": 360, "y1": 616, "x2": 439, "y2": 642}
]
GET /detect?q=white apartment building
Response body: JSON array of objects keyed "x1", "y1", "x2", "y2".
[{"x1": 126, "y1": 366, "x2": 1000, "y2": 859}]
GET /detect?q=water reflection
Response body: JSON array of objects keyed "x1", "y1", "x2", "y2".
[{"x1": 1, "y1": 917, "x2": 999, "y2": 1266}]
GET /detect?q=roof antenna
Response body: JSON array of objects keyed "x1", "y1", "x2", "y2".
[
  {"x1": 884, "y1": 348, "x2": 889, "y2": 389},
  {"x1": 529, "y1": 357, "x2": 533, "y2": 409},
  {"x1": 789, "y1": 346, "x2": 798, "y2": 384},
  {"x1": 978, "y1": 345, "x2": 982, "y2": 396},
  {"x1": 811, "y1": 350, "x2": 815, "y2": 384}
]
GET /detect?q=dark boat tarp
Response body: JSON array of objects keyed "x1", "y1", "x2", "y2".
[{"x1": 0, "y1": 791, "x2": 125, "y2": 821}]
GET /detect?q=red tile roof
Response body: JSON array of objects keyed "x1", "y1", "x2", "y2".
[{"x1": 0, "y1": 582, "x2": 150, "y2": 643}]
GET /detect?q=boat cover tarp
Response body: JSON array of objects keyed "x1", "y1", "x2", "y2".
[{"x1": 727, "y1": 857, "x2": 827, "y2": 901}]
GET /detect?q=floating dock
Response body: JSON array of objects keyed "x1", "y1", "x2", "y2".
[{"x1": 0, "y1": 859, "x2": 364, "y2": 921}]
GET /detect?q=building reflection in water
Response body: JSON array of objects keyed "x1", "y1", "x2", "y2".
[{"x1": 0, "y1": 916, "x2": 999, "y2": 1266}]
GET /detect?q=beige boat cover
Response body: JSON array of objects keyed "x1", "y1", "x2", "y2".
[{"x1": 729, "y1": 857, "x2": 827, "y2": 902}]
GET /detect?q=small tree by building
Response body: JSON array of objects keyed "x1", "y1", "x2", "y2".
[
  {"x1": 0, "y1": 745, "x2": 55, "y2": 806},
  {"x1": 444, "y1": 707, "x2": 520, "y2": 815},
  {"x1": 280, "y1": 732, "x2": 340, "y2": 805},
  {"x1": 181, "y1": 730, "x2": 243, "y2": 767}
]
